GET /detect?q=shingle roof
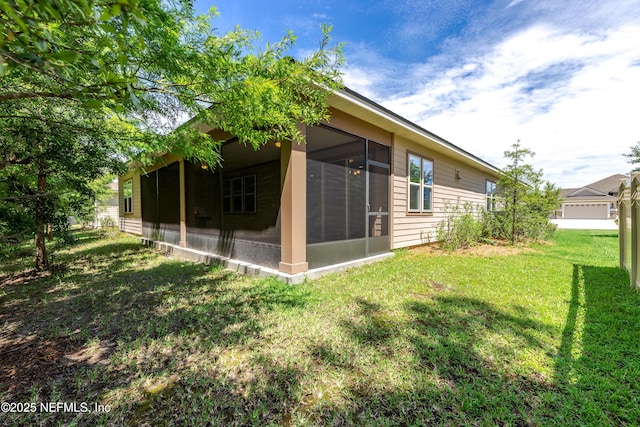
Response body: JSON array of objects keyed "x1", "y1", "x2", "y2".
[
  {"x1": 583, "y1": 174, "x2": 628, "y2": 194},
  {"x1": 562, "y1": 174, "x2": 628, "y2": 200},
  {"x1": 564, "y1": 195, "x2": 617, "y2": 201},
  {"x1": 560, "y1": 188, "x2": 578, "y2": 198}
]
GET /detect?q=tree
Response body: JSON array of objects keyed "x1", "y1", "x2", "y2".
[
  {"x1": 495, "y1": 140, "x2": 561, "y2": 245},
  {"x1": 624, "y1": 141, "x2": 640, "y2": 171},
  {"x1": 1, "y1": 0, "x2": 344, "y2": 270},
  {"x1": 0, "y1": 100, "x2": 128, "y2": 269}
]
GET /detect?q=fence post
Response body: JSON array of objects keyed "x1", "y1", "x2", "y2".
[
  {"x1": 619, "y1": 179, "x2": 627, "y2": 270},
  {"x1": 631, "y1": 173, "x2": 640, "y2": 290}
]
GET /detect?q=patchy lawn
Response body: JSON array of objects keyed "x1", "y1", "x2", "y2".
[{"x1": 1, "y1": 229, "x2": 638, "y2": 426}]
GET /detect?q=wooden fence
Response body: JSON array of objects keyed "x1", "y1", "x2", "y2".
[{"x1": 618, "y1": 173, "x2": 638, "y2": 289}]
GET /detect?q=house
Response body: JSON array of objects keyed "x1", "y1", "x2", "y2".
[
  {"x1": 118, "y1": 87, "x2": 500, "y2": 281},
  {"x1": 94, "y1": 180, "x2": 119, "y2": 228},
  {"x1": 558, "y1": 174, "x2": 627, "y2": 219}
]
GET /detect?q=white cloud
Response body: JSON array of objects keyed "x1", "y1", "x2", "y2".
[
  {"x1": 346, "y1": 22, "x2": 640, "y2": 188},
  {"x1": 506, "y1": 0, "x2": 526, "y2": 7}
]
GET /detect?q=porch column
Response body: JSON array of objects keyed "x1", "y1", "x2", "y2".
[
  {"x1": 179, "y1": 159, "x2": 187, "y2": 247},
  {"x1": 279, "y1": 126, "x2": 308, "y2": 274}
]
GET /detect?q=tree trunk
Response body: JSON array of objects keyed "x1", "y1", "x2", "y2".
[
  {"x1": 511, "y1": 188, "x2": 517, "y2": 246},
  {"x1": 35, "y1": 169, "x2": 49, "y2": 271}
]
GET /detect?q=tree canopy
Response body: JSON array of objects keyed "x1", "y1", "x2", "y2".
[
  {"x1": 1, "y1": 0, "x2": 344, "y2": 163},
  {"x1": 1, "y1": 0, "x2": 344, "y2": 269},
  {"x1": 624, "y1": 141, "x2": 640, "y2": 171}
]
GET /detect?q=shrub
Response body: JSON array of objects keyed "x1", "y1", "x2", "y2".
[
  {"x1": 438, "y1": 200, "x2": 557, "y2": 252},
  {"x1": 100, "y1": 216, "x2": 116, "y2": 229},
  {"x1": 437, "y1": 201, "x2": 484, "y2": 251}
]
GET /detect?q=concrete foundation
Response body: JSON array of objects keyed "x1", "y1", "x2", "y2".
[{"x1": 141, "y1": 238, "x2": 394, "y2": 284}]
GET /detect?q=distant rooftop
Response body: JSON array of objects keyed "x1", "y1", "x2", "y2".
[{"x1": 562, "y1": 173, "x2": 628, "y2": 199}]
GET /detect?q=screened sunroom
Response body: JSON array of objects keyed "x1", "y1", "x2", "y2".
[{"x1": 132, "y1": 122, "x2": 391, "y2": 272}]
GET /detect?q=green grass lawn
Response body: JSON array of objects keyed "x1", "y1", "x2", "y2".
[{"x1": 1, "y1": 229, "x2": 639, "y2": 426}]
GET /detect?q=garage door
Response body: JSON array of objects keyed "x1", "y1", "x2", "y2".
[{"x1": 564, "y1": 203, "x2": 608, "y2": 219}]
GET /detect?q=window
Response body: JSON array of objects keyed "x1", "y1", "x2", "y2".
[
  {"x1": 408, "y1": 154, "x2": 433, "y2": 213},
  {"x1": 123, "y1": 179, "x2": 133, "y2": 213},
  {"x1": 486, "y1": 180, "x2": 497, "y2": 211},
  {"x1": 223, "y1": 174, "x2": 256, "y2": 214}
]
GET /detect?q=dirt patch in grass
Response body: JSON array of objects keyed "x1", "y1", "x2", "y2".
[
  {"x1": 0, "y1": 264, "x2": 70, "y2": 288},
  {"x1": 0, "y1": 334, "x2": 81, "y2": 397},
  {"x1": 409, "y1": 240, "x2": 540, "y2": 257},
  {"x1": 0, "y1": 269, "x2": 52, "y2": 287}
]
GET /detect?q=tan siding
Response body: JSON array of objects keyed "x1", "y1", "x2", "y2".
[
  {"x1": 119, "y1": 217, "x2": 142, "y2": 235},
  {"x1": 132, "y1": 174, "x2": 141, "y2": 217},
  {"x1": 391, "y1": 136, "x2": 497, "y2": 249},
  {"x1": 325, "y1": 108, "x2": 392, "y2": 145}
]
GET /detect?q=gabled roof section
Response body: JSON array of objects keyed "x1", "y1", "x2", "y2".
[
  {"x1": 563, "y1": 174, "x2": 628, "y2": 198},
  {"x1": 584, "y1": 174, "x2": 628, "y2": 194},
  {"x1": 566, "y1": 187, "x2": 608, "y2": 197},
  {"x1": 328, "y1": 87, "x2": 500, "y2": 177}
]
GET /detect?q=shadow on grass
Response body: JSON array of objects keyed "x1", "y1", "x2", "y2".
[
  {"x1": 0, "y1": 235, "x2": 311, "y2": 426},
  {"x1": 588, "y1": 234, "x2": 619, "y2": 239},
  {"x1": 554, "y1": 264, "x2": 640, "y2": 425},
  {"x1": 0, "y1": 229, "x2": 126, "y2": 274},
  {"x1": 3, "y1": 231, "x2": 638, "y2": 426},
  {"x1": 306, "y1": 269, "x2": 640, "y2": 426},
  {"x1": 304, "y1": 296, "x2": 560, "y2": 425}
]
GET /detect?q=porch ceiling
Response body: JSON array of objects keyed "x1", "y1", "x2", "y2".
[{"x1": 221, "y1": 139, "x2": 281, "y2": 171}]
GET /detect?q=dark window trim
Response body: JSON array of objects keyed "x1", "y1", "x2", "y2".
[
  {"x1": 123, "y1": 179, "x2": 133, "y2": 214},
  {"x1": 223, "y1": 174, "x2": 256, "y2": 214}
]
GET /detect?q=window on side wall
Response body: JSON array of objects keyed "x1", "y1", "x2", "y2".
[
  {"x1": 223, "y1": 174, "x2": 256, "y2": 214},
  {"x1": 408, "y1": 153, "x2": 433, "y2": 213},
  {"x1": 123, "y1": 179, "x2": 133, "y2": 213},
  {"x1": 486, "y1": 180, "x2": 497, "y2": 211}
]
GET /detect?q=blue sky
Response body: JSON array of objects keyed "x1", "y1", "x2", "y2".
[{"x1": 195, "y1": 0, "x2": 640, "y2": 188}]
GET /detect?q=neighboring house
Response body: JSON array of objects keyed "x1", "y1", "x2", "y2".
[
  {"x1": 559, "y1": 174, "x2": 628, "y2": 219},
  {"x1": 118, "y1": 87, "x2": 500, "y2": 279},
  {"x1": 94, "y1": 180, "x2": 119, "y2": 228}
]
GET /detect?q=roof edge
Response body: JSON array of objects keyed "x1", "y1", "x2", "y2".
[
  {"x1": 180, "y1": 83, "x2": 501, "y2": 175},
  {"x1": 336, "y1": 87, "x2": 501, "y2": 174}
]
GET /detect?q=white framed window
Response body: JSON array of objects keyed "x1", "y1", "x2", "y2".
[
  {"x1": 486, "y1": 180, "x2": 497, "y2": 211},
  {"x1": 408, "y1": 153, "x2": 433, "y2": 213},
  {"x1": 223, "y1": 174, "x2": 256, "y2": 214},
  {"x1": 123, "y1": 179, "x2": 133, "y2": 213}
]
